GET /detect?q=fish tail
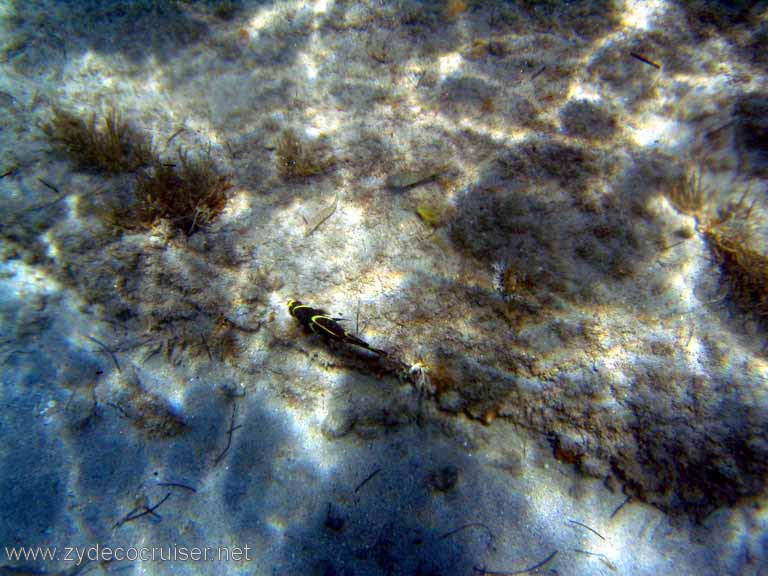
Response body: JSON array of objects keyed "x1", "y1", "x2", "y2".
[{"x1": 344, "y1": 332, "x2": 387, "y2": 356}]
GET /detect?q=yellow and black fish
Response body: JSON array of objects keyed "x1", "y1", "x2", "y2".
[{"x1": 287, "y1": 299, "x2": 387, "y2": 356}]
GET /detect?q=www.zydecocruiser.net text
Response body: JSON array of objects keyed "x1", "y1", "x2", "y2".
[{"x1": 5, "y1": 544, "x2": 252, "y2": 565}]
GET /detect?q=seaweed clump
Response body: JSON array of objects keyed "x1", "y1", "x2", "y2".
[
  {"x1": 702, "y1": 201, "x2": 767, "y2": 318},
  {"x1": 135, "y1": 151, "x2": 231, "y2": 235},
  {"x1": 42, "y1": 106, "x2": 153, "y2": 173},
  {"x1": 666, "y1": 170, "x2": 709, "y2": 216},
  {"x1": 42, "y1": 104, "x2": 232, "y2": 235},
  {"x1": 666, "y1": 171, "x2": 768, "y2": 319},
  {"x1": 276, "y1": 128, "x2": 334, "y2": 180}
]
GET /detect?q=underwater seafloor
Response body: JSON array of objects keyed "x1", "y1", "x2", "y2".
[{"x1": 1, "y1": 1, "x2": 768, "y2": 575}]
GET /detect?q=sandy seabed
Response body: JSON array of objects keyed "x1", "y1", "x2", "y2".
[{"x1": 1, "y1": 1, "x2": 767, "y2": 575}]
